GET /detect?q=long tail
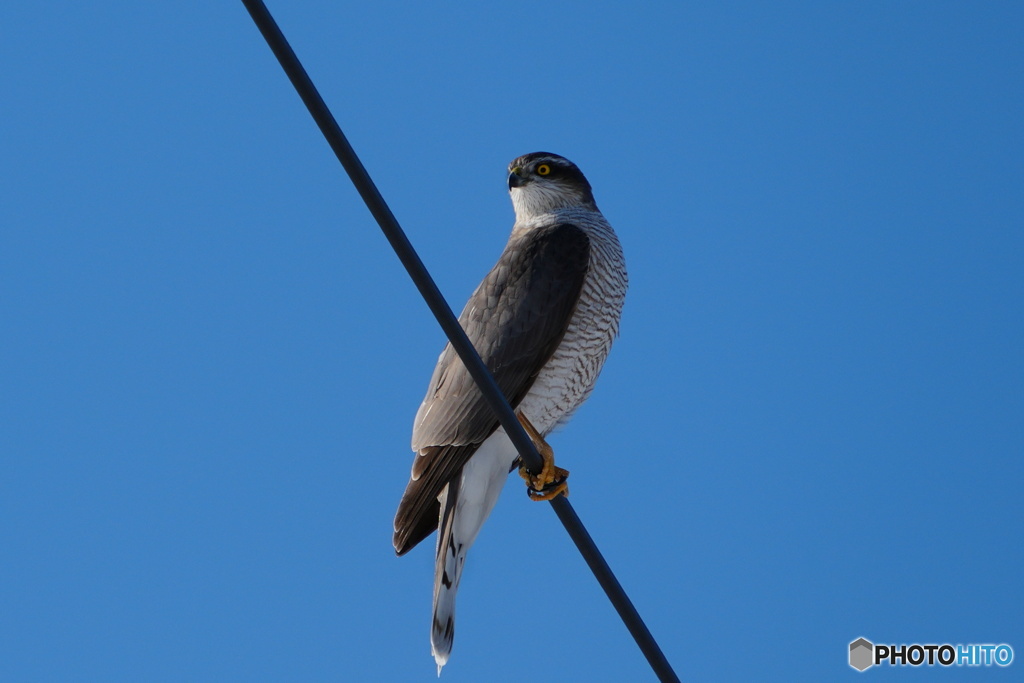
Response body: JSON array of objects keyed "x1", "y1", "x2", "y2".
[
  {"x1": 431, "y1": 479, "x2": 463, "y2": 675},
  {"x1": 428, "y1": 433, "x2": 516, "y2": 675}
]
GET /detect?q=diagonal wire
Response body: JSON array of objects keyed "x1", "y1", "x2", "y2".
[{"x1": 240, "y1": 2, "x2": 680, "y2": 681}]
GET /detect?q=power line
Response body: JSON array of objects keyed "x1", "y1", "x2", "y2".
[{"x1": 240, "y1": 3, "x2": 681, "y2": 681}]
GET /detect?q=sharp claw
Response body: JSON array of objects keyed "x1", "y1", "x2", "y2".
[
  {"x1": 526, "y1": 468, "x2": 570, "y2": 501},
  {"x1": 516, "y1": 410, "x2": 570, "y2": 501}
]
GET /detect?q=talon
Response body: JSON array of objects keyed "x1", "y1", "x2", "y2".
[
  {"x1": 516, "y1": 411, "x2": 570, "y2": 501},
  {"x1": 526, "y1": 467, "x2": 569, "y2": 501}
]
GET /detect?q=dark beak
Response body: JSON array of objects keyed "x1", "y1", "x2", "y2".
[{"x1": 508, "y1": 171, "x2": 527, "y2": 189}]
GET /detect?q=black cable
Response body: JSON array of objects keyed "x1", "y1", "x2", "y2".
[{"x1": 240, "y1": 2, "x2": 680, "y2": 681}]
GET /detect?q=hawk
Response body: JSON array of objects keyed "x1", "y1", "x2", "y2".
[{"x1": 393, "y1": 152, "x2": 628, "y2": 673}]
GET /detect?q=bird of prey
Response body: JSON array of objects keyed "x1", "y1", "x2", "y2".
[{"x1": 393, "y1": 152, "x2": 627, "y2": 673}]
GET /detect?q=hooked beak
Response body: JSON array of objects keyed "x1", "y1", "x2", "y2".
[{"x1": 508, "y1": 168, "x2": 527, "y2": 190}]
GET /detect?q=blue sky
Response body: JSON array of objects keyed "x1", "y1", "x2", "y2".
[{"x1": 2, "y1": 2, "x2": 1022, "y2": 681}]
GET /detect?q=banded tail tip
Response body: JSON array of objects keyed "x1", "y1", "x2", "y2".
[{"x1": 432, "y1": 649, "x2": 448, "y2": 677}]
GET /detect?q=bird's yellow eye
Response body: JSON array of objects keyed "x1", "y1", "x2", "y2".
[{"x1": 536, "y1": 164, "x2": 551, "y2": 176}]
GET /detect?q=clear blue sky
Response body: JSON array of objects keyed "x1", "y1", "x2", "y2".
[{"x1": 2, "y1": 2, "x2": 1021, "y2": 681}]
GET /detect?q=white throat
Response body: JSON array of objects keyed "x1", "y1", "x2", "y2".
[{"x1": 510, "y1": 184, "x2": 592, "y2": 222}]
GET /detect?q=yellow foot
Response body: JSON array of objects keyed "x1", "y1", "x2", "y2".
[{"x1": 516, "y1": 411, "x2": 569, "y2": 501}]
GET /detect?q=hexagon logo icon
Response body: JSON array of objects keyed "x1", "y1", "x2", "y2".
[{"x1": 850, "y1": 637, "x2": 874, "y2": 671}]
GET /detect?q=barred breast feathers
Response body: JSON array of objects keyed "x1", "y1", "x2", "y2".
[{"x1": 511, "y1": 207, "x2": 627, "y2": 436}]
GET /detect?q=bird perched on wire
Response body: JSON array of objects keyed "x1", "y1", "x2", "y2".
[{"x1": 393, "y1": 152, "x2": 628, "y2": 674}]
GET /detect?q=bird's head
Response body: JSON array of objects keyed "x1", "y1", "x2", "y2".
[{"x1": 507, "y1": 152, "x2": 596, "y2": 220}]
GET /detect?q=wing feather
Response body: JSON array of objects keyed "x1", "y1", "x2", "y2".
[{"x1": 393, "y1": 223, "x2": 591, "y2": 554}]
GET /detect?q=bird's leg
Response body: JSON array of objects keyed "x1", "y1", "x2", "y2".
[{"x1": 516, "y1": 411, "x2": 569, "y2": 501}]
